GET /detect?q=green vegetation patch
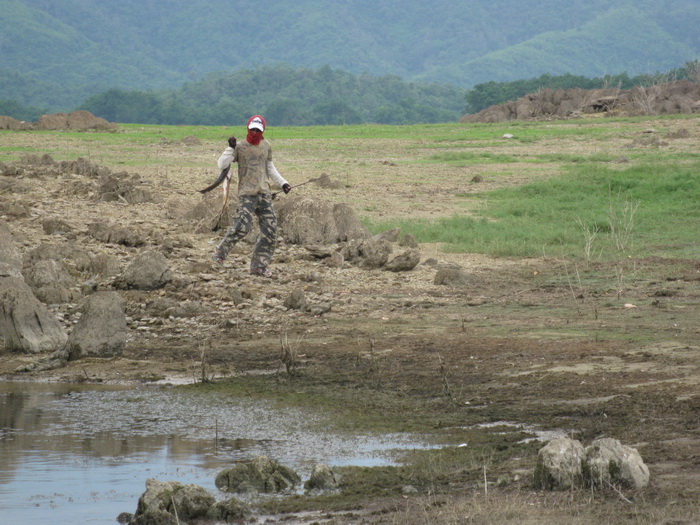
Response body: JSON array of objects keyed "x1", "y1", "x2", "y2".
[{"x1": 368, "y1": 160, "x2": 700, "y2": 259}]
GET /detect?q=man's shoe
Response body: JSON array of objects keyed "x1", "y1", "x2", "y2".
[
  {"x1": 212, "y1": 252, "x2": 225, "y2": 265},
  {"x1": 250, "y1": 267, "x2": 273, "y2": 278}
]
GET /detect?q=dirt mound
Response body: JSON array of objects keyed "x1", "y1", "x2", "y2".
[
  {"x1": 35, "y1": 110, "x2": 117, "y2": 131},
  {"x1": 0, "y1": 111, "x2": 117, "y2": 131},
  {"x1": 0, "y1": 116, "x2": 32, "y2": 130},
  {"x1": 462, "y1": 80, "x2": 700, "y2": 123}
]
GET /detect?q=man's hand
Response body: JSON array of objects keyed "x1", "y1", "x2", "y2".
[
  {"x1": 282, "y1": 183, "x2": 292, "y2": 194},
  {"x1": 228, "y1": 136, "x2": 237, "y2": 148}
]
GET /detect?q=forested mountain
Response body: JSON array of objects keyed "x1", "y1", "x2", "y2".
[
  {"x1": 78, "y1": 65, "x2": 467, "y2": 126},
  {"x1": 1, "y1": 0, "x2": 699, "y2": 115}
]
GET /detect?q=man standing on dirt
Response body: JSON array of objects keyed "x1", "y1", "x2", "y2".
[{"x1": 212, "y1": 114, "x2": 291, "y2": 278}]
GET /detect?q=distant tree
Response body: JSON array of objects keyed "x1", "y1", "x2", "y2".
[
  {"x1": 0, "y1": 99, "x2": 46, "y2": 121},
  {"x1": 80, "y1": 89, "x2": 163, "y2": 123}
]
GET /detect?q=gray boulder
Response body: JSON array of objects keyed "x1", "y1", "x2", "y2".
[
  {"x1": 24, "y1": 258, "x2": 77, "y2": 304},
  {"x1": 284, "y1": 289, "x2": 308, "y2": 311},
  {"x1": 583, "y1": 437, "x2": 650, "y2": 489},
  {"x1": 116, "y1": 250, "x2": 172, "y2": 290},
  {"x1": 304, "y1": 463, "x2": 341, "y2": 492},
  {"x1": 132, "y1": 479, "x2": 215, "y2": 525},
  {"x1": 215, "y1": 455, "x2": 301, "y2": 493},
  {"x1": 384, "y1": 249, "x2": 420, "y2": 272},
  {"x1": 0, "y1": 221, "x2": 22, "y2": 268},
  {"x1": 534, "y1": 437, "x2": 585, "y2": 490},
  {"x1": 278, "y1": 197, "x2": 370, "y2": 245},
  {"x1": 89, "y1": 253, "x2": 121, "y2": 278},
  {"x1": 341, "y1": 238, "x2": 392, "y2": 269},
  {"x1": 0, "y1": 270, "x2": 67, "y2": 353},
  {"x1": 205, "y1": 497, "x2": 252, "y2": 522},
  {"x1": 66, "y1": 291, "x2": 127, "y2": 360}
]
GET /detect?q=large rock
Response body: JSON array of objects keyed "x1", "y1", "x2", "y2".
[
  {"x1": 24, "y1": 242, "x2": 92, "y2": 274},
  {"x1": 384, "y1": 249, "x2": 420, "y2": 272},
  {"x1": 535, "y1": 437, "x2": 650, "y2": 491},
  {"x1": 205, "y1": 497, "x2": 252, "y2": 522},
  {"x1": 341, "y1": 238, "x2": 393, "y2": 269},
  {"x1": 583, "y1": 437, "x2": 650, "y2": 489},
  {"x1": 0, "y1": 221, "x2": 22, "y2": 268},
  {"x1": 132, "y1": 479, "x2": 215, "y2": 525},
  {"x1": 278, "y1": 197, "x2": 370, "y2": 245},
  {"x1": 115, "y1": 251, "x2": 172, "y2": 290},
  {"x1": 24, "y1": 258, "x2": 77, "y2": 304},
  {"x1": 0, "y1": 269, "x2": 67, "y2": 353},
  {"x1": 215, "y1": 455, "x2": 301, "y2": 493},
  {"x1": 304, "y1": 463, "x2": 341, "y2": 492},
  {"x1": 534, "y1": 437, "x2": 585, "y2": 490},
  {"x1": 66, "y1": 292, "x2": 127, "y2": 360}
]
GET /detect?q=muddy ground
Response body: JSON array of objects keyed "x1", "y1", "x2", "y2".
[{"x1": 1, "y1": 118, "x2": 699, "y2": 524}]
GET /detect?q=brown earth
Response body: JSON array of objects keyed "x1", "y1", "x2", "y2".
[
  {"x1": 0, "y1": 110, "x2": 117, "y2": 131},
  {"x1": 0, "y1": 118, "x2": 699, "y2": 524},
  {"x1": 462, "y1": 79, "x2": 700, "y2": 123}
]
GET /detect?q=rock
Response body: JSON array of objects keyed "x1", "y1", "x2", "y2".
[
  {"x1": 535, "y1": 437, "x2": 650, "y2": 492},
  {"x1": 374, "y1": 227, "x2": 401, "y2": 242},
  {"x1": 24, "y1": 259, "x2": 76, "y2": 304},
  {"x1": 278, "y1": 197, "x2": 370, "y2": 245},
  {"x1": 115, "y1": 251, "x2": 173, "y2": 290},
  {"x1": 326, "y1": 251, "x2": 344, "y2": 268},
  {"x1": 132, "y1": 479, "x2": 215, "y2": 524},
  {"x1": 284, "y1": 289, "x2": 308, "y2": 311},
  {"x1": 384, "y1": 249, "x2": 420, "y2": 272},
  {"x1": 89, "y1": 253, "x2": 121, "y2": 278},
  {"x1": 215, "y1": 455, "x2": 301, "y2": 493},
  {"x1": 304, "y1": 244, "x2": 335, "y2": 259},
  {"x1": 88, "y1": 221, "x2": 145, "y2": 247},
  {"x1": 307, "y1": 302, "x2": 332, "y2": 316},
  {"x1": 534, "y1": 437, "x2": 585, "y2": 490},
  {"x1": 583, "y1": 437, "x2": 650, "y2": 489},
  {"x1": 0, "y1": 273, "x2": 67, "y2": 353},
  {"x1": 42, "y1": 218, "x2": 73, "y2": 235},
  {"x1": 205, "y1": 497, "x2": 252, "y2": 522},
  {"x1": 0, "y1": 221, "x2": 22, "y2": 268},
  {"x1": 97, "y1": 173, "x2": 154, "y2": 204},
  {"x1": 66, "y1": 291, "x2": 127, "y2": 360},
  {"x1": 304, "y1": 463, "x2": 341, "y2": 492},
  {"x1": 433, "y1": 268, "x2": 475, "y2": 287},
  {"x1": 24, "y1": 242, "x2": 92, "y2": 274},
  {"x1": 341, "y1": 238, "x2": 392, "y2": 269}
]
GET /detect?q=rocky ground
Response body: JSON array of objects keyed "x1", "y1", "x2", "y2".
[{"x1": 1, "y1": 118, "x2": 699, "y2": 523}]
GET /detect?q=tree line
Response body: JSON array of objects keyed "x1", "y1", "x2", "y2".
[
  {"x1": 76, "y1": 65, "x2": 466, "y2": 126},
  {"x1": 3, "y1": 62, "x2": 698, "y2": 126}
]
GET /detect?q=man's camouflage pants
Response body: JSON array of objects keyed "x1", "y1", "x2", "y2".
[{"x1": 216, "y1": 193, "x2": 277, "y2": 271}]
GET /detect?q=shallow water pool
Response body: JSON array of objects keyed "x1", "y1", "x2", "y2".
[{"x1": 0, "y1": 381, "x2": 436, "y2": 524}]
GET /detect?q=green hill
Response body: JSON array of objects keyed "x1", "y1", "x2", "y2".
[{"x1": 0, "y1": 0, "x2": 698, "y2": 112}]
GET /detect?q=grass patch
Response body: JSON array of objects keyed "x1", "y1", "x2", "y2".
[{"x1": 367, "y1": 160, "x2": 700, "y2": 259}]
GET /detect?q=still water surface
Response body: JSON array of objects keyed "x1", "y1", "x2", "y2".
[{"x1": 0, "y1": 381, "x2": 435, "y2": 524}]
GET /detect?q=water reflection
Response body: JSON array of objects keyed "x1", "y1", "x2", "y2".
[{"x1": 0, "y1": 381, "x2": 435, "y2": 524}]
